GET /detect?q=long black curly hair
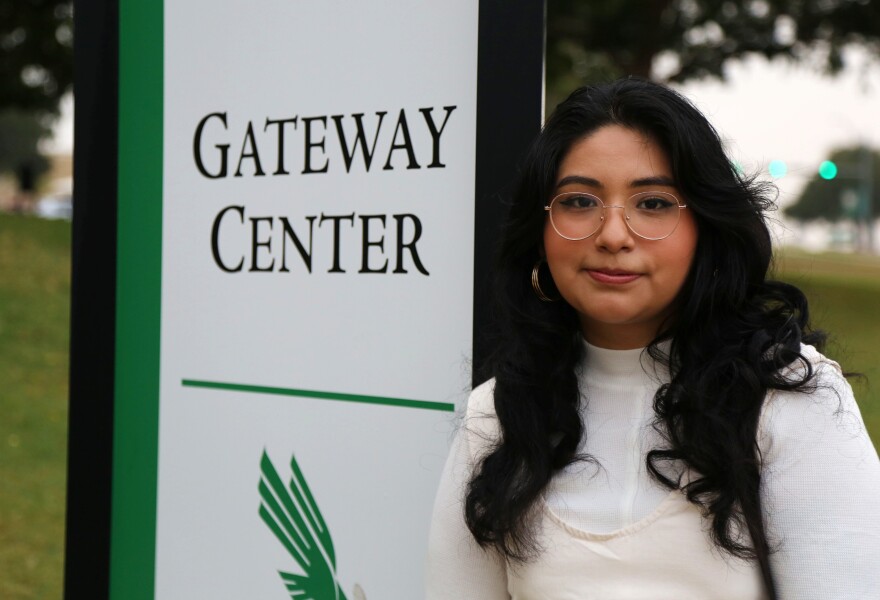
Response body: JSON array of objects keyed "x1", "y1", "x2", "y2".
[{"x1": 464, "y1": 78, "x2": 825, "y2": 599}]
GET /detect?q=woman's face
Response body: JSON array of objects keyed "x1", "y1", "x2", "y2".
[{"x1": 543, "y1": 124, "x2": 698, "y2": 350}]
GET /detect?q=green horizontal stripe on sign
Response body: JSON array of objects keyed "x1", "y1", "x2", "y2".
[{"x1": 181, "y1": 379, "x2": 454, "y2": 412}]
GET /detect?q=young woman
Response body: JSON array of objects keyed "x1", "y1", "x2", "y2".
[{"x1": 426, "y1": 78, "x2": 880, "y2": 599}]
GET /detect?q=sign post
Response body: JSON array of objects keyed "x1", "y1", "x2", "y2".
[{"x1": 66, "y1": 1, "x2": 543, "y2": 598}]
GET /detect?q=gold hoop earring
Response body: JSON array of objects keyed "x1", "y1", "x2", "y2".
[{"x1": 531, "y1": 260, "x2": 557, "y2": 302}]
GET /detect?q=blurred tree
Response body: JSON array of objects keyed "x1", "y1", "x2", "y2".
[
  {"x1": 0, "y1": 109, "x2": 51, "y2": 184},
  {"x1": 547, "y1": 0, "x2": 880, "y2": 106},
  {"x1": 0, "y1": 1, "x2": 71, "y2": 200},
  {"x1": 0, "y1": 0, "x2": 73, "y2": 115},
  {"x1": 784, "y1": 146, "x2": 880, "y2": 221},
  {"x1": 0, "y1": 109, "x2": 50, "y2": 172}
]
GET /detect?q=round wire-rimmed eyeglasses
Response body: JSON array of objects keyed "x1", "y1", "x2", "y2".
[{"x1": 544, "y1": 191, "x2": 688, "y2": 241}]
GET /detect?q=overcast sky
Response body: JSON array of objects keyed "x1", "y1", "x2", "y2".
[{"x1": 675, "y1": 46, "x2": 880, "y2": 207}]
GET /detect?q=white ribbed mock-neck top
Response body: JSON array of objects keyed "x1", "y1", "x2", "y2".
[{"x1": 425, "y1": 341, "x2": 880, "y2": 599}]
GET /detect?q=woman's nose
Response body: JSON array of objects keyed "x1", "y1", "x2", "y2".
[{"x1": 594, "y1": 205, "x2": 634, "y2": 251}]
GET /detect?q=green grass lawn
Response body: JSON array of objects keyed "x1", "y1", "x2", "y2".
[
  {"x1": 0, "y1": 214, "x2": 878, "y2": 599},
  {"x1": 0, "y1": 213, "x2": 70, "y2": 600}
]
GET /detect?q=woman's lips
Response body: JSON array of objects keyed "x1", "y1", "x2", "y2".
[{"x1": 586, "y1": 269, "x2": 641, "y2": 284}]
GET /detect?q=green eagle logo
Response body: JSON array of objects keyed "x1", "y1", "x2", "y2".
[{"x1": 259, "y1": 451, "x2": 366, "y2": 600}]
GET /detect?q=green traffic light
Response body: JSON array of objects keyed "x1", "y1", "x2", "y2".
[
  {"x1": 819, "y1": 160, "x2": 838, "y2": 180},
  {"x1": 768, "y1": 160, "x2": 787, "y2": 178}
]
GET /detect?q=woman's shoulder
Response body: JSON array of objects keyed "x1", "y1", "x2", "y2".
[
  {"x1": 777, "y1": 342, "x2": 843, "y2": 379},
  {"x1": 765, "y1": 342, "x2": 853, "y2": 417},
  {"x1": 759, "y1": 346, "x2": 880, "y2": 598},
  {"x1": 766, "y1": 343, "x2": 849, "y2": 407},
  {"x1": 466, "y1": 377, "x2": 497, "y2": 418},
  {"x1": 760, "y1": 343, "x2": 874, "y2": 463},
  {"x1": 461, "y1": 378, "x2": 501, "y2": 460}
]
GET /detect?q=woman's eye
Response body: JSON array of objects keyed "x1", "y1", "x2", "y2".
[
  {"x1": 560, "y1": 194, "x2": 599, "y2": 209},
  {"x1": 636, "y1": 196, "x2": 674, "y2": 211}
]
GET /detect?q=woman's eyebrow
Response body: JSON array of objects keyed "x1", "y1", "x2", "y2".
[
  {"x1": 631, "y1": 175, "x2": 676, "y2": 187},
  {"x1": 556, "y1": 174, "x2": 677, "y2": 188},
  {"x1": 556, "y1": 175, "x2": 601, "y2": 188}
]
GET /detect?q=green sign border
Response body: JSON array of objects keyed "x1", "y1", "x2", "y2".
[{"x1": 110, "y1": 0, "x2": 163, "y2": 597}]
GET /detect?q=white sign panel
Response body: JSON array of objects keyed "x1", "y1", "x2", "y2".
[{"x1": 155, "y1": 2, "x2": 477, "y2": 597}]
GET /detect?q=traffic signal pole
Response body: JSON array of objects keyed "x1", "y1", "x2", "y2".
[{"x1": 858, "y1": 147, "x2": 875, "y2": 252}]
